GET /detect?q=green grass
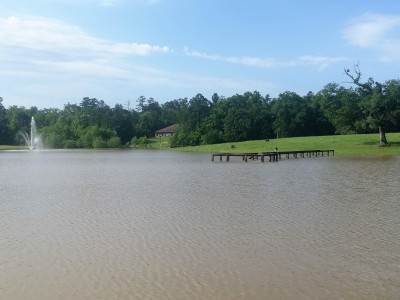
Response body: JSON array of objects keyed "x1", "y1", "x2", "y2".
[
  {"x1": 150, "y1": 136, "x2": 172, "y2": 150},
  {"x1": 129, "y1": 137, "x2": 173, "y2": 150},
  {"x1": 173, "y1": 133, "x2": 400, "y2": 156},
  {"x1": 1, "y1": 137, "x2": 172, "y2": 151},
  {"x1": 0, "y1": 145, "x2": 27, "y2": 150},
  {"x1": 2, "y1": 133, "x2": 399, "y2": 156}
]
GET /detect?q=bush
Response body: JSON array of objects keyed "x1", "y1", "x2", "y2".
[
  {"x1": 93, "y1": 137, "x2": 107, "y2": 148},
  {"x1": 130, "y1": 136, "x2": 138, "y2": 147},
  {"x1": 138, "y1": 136, "x2": 149, "y2": 148},
  {"x1": 63, "y1": 140, "x2": 77, "y2": 149},
  {"x1": 130, "y1": 136, "x2": 150, "y2": 148},
  {"x1": 43, "y1": 132, "x2": 63, "y2": 148},
  {"x1": 107, "y1": 137, "x2": 121, "y2": 148}
]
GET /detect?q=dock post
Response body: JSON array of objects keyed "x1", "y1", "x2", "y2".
[{"x1": 212, "y1": 149, "x2": 333, "y2": 163}]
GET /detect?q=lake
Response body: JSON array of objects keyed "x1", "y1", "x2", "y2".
[{"x1": 1, "y1": 150, "x2": 399, "y2": 299}]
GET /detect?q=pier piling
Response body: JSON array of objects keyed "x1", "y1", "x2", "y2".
[{"x1": 211, "y1": 150, "x2": 334, "y2": 163}]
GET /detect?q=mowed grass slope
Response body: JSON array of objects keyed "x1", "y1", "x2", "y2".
[
  {"x1": 2, "y1": 133, "x2": 399, "y2": 156},
  {"x1": 174, "y1": 133, "x2": 400, "y2": 156},
  {"x1": 0, "y1": 145, "x2": 26, "y2": 150}
]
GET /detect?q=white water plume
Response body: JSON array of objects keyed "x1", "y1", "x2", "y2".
[{"x1": 18, "y1": 117, "x2": 42, "y2": 150}]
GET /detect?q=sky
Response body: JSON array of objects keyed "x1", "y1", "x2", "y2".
[{"x1": 1, "y1": 0, "x2": 400, "y2": 109}]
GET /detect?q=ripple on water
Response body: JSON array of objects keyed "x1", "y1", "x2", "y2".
[{"x1": 1, "y1": 151, "x2": 400, "y2": 299}]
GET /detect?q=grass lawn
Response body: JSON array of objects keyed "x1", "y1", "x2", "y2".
[
  {"x1": 130, "y1": 137, "x2": 173, "y2": 150},
  {"x1": 0, "y1": 145, "x2": 26, "y2": 150},
  {"x1": 173, "y1": 133, "x2": 400, "y2": 156},
  {"x1": 2, "y1": 133, "x2": 399, "y2": 156}
]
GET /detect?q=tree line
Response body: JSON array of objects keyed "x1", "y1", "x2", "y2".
[{"x1": 1, "y1": 68, "x2": 400, "y2": 148}]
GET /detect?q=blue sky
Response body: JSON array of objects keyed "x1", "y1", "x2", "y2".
[{"x1": 1, "y1": 0, "x2": 400, "y2": 108}]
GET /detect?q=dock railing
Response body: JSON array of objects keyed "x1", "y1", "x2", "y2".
[{"x1": 211, "y1": 150, "x2": 334, "y2": 162}]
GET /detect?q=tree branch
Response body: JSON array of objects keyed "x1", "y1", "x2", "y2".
[{"x1": 344, "y1": 63, "x2": 372, "y2": 92}]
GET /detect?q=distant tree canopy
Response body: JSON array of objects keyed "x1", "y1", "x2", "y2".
[{"x1": 1, "y1": 70, "x2": 400, "y2": 148}]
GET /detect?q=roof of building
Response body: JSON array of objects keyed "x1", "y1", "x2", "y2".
[{"x1": 155, "y1": 124, "x2": 178, "y2": 134}]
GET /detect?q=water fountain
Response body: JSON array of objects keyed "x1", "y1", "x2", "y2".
[{"x1": 19, "y1": 117, "x2": 42, "y2": 150}]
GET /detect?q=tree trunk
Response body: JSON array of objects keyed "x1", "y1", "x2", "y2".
[{"x1": 379, "y1": 126, "x2": 388, "y2": 146}]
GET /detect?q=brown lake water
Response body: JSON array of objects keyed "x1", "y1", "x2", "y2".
[{"x1": 1, "y1": 150, "x2": 399, "y2": 299}]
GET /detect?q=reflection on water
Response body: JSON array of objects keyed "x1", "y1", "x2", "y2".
[{"x1": 1, "y1": 150, "x2": 399, "y2": 299}]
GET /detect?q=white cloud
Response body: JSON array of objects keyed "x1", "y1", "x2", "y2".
[
  {"x1": 343, "y1": 13, "x2": 400, "y2": 62},
  {"x1": 0, "y1": 15, "x2": 175, "y2": 107},
  {"x1": 343, "y1": 13, "x2": 400, "y2": 47},
  {"x1": 0, "y1": 16, "x2": 257, "y2": 102},
  {"x1": 298, "y1": 55, "x2": 347, "y2": 71},
  {"x1": 184, "y1": 47, "x2": 280, "y2": 68},
  {"x1": 0, "y1": 16, "x2": 171, "y2": 57},
  {"x1": 184, "y1": 47, "x2": 345, "y2": 70}
]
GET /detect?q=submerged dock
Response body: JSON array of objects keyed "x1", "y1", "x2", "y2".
[{"x1": 211, "y1": 150, "x2": 334, "y2": 162}]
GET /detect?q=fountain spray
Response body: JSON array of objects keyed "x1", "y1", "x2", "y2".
[
  {"x1": 30, "y1": 117, "x2": 34, "y2": 151},
  {"x1": 18, "y1": 116, "x2": 42, "y2": 150}
]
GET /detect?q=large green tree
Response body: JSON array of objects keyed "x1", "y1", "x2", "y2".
[
  {"x1": 271, "y1": 91, "x2": 313, "y2": 138},
  {"x1": 344, "y1": 65, "x2": 400, "y2": 145},
  {"x1": 303, "y1": 92, "x2": 335, "y2": 136},
  {"x1": 0, "y1": 97, "x2": 12, "y2": 144},
  {"x1": 317, "y1": 83, "x2": 363, "y2": 134},
  {"x1": 220, "y1": 91, "x2": 272, "y2": 142},
  {"x1": 5, "y1": 105, "x2": 31, "y2": 145},
  {"x1": 111, "y1": 104, "x2": 138, "y2": 145},
  {"x1": 171, "y1": 91, "x2": 281, "y2": 146},
  {"x1": 160, "y1": 98, "x2": 188, "y2": 126},
  {"x1": 171, "y1": 94, "x2": 210, "y2": 146},
  {"x1": 135, "y1": 97, "x2": 162, "y2": 137}
]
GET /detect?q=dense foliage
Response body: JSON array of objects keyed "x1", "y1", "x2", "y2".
[{"x1": 1, "y1": 76, "x2": 400, "y2": 148}]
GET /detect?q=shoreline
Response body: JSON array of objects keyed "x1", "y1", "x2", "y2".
[{"x1": 2, "y1": 133, "x2": 400, "y2": 156}]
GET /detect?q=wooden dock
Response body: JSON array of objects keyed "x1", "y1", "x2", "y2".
[{"x1": 211, "y1": 150, "x2": 334, "y2": 162}]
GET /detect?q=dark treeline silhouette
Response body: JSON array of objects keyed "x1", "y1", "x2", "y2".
[{"x1": 1, "y1": 72, "x2": 400, "y2": 148}]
